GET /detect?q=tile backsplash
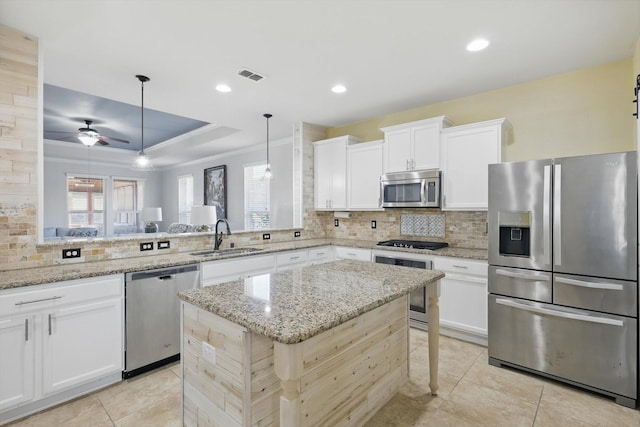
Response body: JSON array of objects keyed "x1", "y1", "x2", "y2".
[
  {"x1": 320, "y1": 209, "x2": 487, "y2": 249},
  {"x1": 400, "y1": 214, "x2": 445, "y2": 237}
]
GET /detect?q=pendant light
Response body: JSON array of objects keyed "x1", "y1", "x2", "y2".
[
  {"x1": 132, "y1": 74, "x2": 152, "y2": 169},
  {"x1": 263, "y1": 113, "x2": 272, "y2": 179}
]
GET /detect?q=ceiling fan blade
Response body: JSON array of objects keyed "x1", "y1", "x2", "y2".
[
  {"x1": 102, "y1": 135, "x2": 130, "y2": 144},
  {"x1": 97, "y1": 138, "x2": 110, "y2": 146},
  {"x1": 45, "y1": 131, "x2": 76, "y2": 135}
]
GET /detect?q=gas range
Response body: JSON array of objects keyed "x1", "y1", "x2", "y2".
[{"x1": 376, "y1": 239, "x2": 448, "y2": 251}]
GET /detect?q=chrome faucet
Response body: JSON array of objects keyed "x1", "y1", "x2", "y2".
[{"x1": 214, "y1": 218, "x2": 232, "y2": 250}]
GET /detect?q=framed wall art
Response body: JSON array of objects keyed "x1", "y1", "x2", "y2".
[{"x1": 204, "y1": 165, "x2": 227, "y2": 219}]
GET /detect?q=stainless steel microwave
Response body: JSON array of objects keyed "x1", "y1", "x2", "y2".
[{"x1": 380, "y1": 170, "x2": 441, "y2": 208}]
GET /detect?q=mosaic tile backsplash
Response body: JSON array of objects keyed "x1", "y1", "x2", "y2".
[{"x1": 400, "y1": 214, "x2": 445, "y2": 237}]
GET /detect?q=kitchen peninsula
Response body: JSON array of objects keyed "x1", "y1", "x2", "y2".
[{"x1": 178, "y1": 260, "x2": 444, "y2": 426}]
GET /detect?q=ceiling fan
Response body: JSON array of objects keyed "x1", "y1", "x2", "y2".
[{"x1": 47, "y1": 119, "x2": 130, "y2": 146}]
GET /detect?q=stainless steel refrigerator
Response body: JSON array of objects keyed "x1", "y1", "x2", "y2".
[{"x1": 487, "y1": 151, "x2": 638, "y2": 408}]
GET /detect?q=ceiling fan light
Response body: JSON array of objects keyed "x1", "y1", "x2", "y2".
[{"x1": 78, "y1": 131, "x2": 99, "y2": 146}]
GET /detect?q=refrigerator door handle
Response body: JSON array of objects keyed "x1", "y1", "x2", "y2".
[
  {"x1": 495, "y1": 268, "x2": 550, "y2": 281},
  {"x1": 543, "y1": 165, "x2": 552, "y2": 265},
  {"x1": 555, "y1": 276, "x2": 624, "y2": 291},
  {"x1": 495, "y1": 298, "x2": 623, "y2": 327},
  {"x1": 553, "y1": 164, "x2": 562, "y2": 266}
]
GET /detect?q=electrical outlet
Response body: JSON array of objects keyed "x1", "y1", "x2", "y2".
[
  {"x1": 263, "y1": 233, "x2": 271, "y2": 240},
  {"x1": 334, "y1": 219, "x2": 339, "y2": 227},
  {"x1": 62, "y1": 248, "x2": 81, "y2": 259},
  {"x1": 294, "y1": 231, "x2": 301, "y2": 238},
  {"x1": 202, "y1": 342, "x2": 217, "y2": 365},
  {"x1": 140, "y1": 242, "x2": 154, "y2": 251},
  {"x1": 158, "y1": 241, "x2": 170, "y2": 249},
  {"x1": 371, "y1": 220, "x2": 377, "y2": 229}
]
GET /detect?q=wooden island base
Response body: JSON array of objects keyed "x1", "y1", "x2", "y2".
[{"x1": 182, "y1": 294, "x2": 434, "y2": 426}]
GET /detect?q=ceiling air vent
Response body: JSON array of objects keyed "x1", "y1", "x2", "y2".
[{"x1": 238, "y1": 68, "x2": 266, "y2": 82}]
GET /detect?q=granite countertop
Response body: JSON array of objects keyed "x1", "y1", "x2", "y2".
[
  {"x1": 0, "y1": 238, "x2": 485, "y2": 291},
  {"x1": 178, "y1": 259, "x2": 445, "y2": 344}
]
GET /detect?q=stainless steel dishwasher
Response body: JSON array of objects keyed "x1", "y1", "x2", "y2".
[{"x1": 123, "y1": 264, "x2": 199, "y2": 378}]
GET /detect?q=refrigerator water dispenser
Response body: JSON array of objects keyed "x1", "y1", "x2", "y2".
[{"x1": 498, "y1": 211, "x2": 530, "y2": 257}]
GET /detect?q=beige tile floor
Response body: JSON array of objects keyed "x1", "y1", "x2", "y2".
[{"x1": 7, "y1": 329, "x2": 640, "y2": 427}]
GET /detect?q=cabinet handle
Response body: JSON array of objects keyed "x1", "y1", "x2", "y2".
[
  {"x1": 452, "y1": 265, "x2": 468, "y2": 269},
  {"x1": 412, "y1": 159, "x2": 416, "y2": 170},
  {"x1": 15, "y1": 295, "x2": 62, "y2": 306},
  {"x1": 406, "y1": 159, "x2": 410, "y2": 170},
  {"x1": 48, "y1": 314, "x2": 52, "y2": 336},
  {"x1": 289, "y1": 256, "x2": 300, "y2": 260},
  {"x1": 25, "y1": 318, "x2": 29, "y2": 341}
]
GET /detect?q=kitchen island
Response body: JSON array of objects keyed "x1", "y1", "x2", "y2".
[{"x1": 178, "y1": 260, "x2": 444, "y2": 426}]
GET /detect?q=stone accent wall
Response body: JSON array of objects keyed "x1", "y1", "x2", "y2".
[
  {"x1": 318, "y1": 209, "x2": 488, "y2": 250},
  {"x1": 0, "y1": 24, "x2": 40, "y2": 269},
  {"x1": 300, "y1": 122, "x2": 327, "y2": 238}
]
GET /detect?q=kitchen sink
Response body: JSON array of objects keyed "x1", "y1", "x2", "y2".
[{"x1": 190, "y1": 247, "x2": 263, "y2": 258}]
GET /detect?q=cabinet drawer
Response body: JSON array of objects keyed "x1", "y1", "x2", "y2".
[
  {"x1": 201, "y1": 254, "x2": 276, "y2": 282},
  {"x1": 308, "y1": 247, "x2": 334, "y2": 264},
  {"x1": 334, "y1": 247, "x2": 371, "y2": 262},
  {"x1": 433, "y1": 257, "x2": 487, "y2": 277},
  {"x1": 0, "y1": 275, "x2": 123, "y2": 316},
  {"x1": 277, "y1": 250, "x2": 308, "y2": 267}
]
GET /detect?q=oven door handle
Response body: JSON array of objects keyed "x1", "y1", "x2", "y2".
[
  {"x1": 495, "y1": 298, "x2": 623, "y2": 327},
  {"x1": 555, "y1": 277, "x2": 624, "y2": 291}
]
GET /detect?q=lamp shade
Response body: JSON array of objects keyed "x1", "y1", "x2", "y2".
[
  {"x1": 191, "y1": 206, "x2": 217, "y2": 227},
  {"x1": 142, "y1": 207, "x2": 163, "y2": 222}
]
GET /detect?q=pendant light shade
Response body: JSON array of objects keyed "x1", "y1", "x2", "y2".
[
  {"x1": 132, "y1": 74, "x2": 153, "y2": 170},
  {"x1": 263, "y1": 113, "x2": 272, "y2": 179}
]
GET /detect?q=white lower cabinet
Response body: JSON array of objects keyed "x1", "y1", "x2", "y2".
[
  {"x1": 432, "y1": 257, "x2": 488, "y2": 345},
  {"x1": 276, "y1": 249, "x2": 309, "y2": 271},
  {"x1": 308, "y1": 246, "x2": 335, "y2": 265},
  {"x1": 0, "y1": 275, "x2": 124, "y2": 423},
  {"x1": 334, "y1": 246, "x2": 372, "y2": 262},
  {"x1": 201, "y1": 254, "x2": 277, "y2": 287},
  {"x1": 0, "y1": 315, "x2": 35, "y2": 412},
  {"x1": 43, "y1": 299, "x2": 123, "y2": 395}
]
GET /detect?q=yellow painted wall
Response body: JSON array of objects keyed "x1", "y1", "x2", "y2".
[{"x1": 327, "y1": 60, "x2": 635, "y2": 162}]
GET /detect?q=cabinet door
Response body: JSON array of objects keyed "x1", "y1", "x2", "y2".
[
  {"x1": 439, "y1": 273, "x2": 488, "y2": 337},
  {"x1": 347, "y1": 142, "x2": 383, "y2": 209},
  {"x1": 411, "y1": 123, "x2": 441, "y2": 170},
  {"x1": 383, "y1": 129, "x2": 411, "y2": 173},
  {"x1": 0, "y1": 315, "x2": 35, "y2": 411},
  {"x1": 314, "y1": 139, "x2": 347, "y2": 210},
  {"x1": 330, "y1": 141, "x2": 347, "y2": 209},
  {"x1": 314, "y1": 142, "x2": 333, "y2": 209},
  {"x1": 441, "y1": 124, "x2": 501, "y2": 210},
  {"x1": 43, "y1": 299, "x2": 123, "y2": 395}
]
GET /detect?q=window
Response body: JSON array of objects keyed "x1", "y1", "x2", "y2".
[
  {"x1": 178, "y1": 174, "x2": 194, "y2": 224},
  {"x1": 113, "y1": 179, "x2": 142, "y2": 231},
  {"x1": 67, "y1": 176, "x2": 105, "y2": 235},
  {"x1": 244, "y1": 164, "x2": 270, "y2": 230}
]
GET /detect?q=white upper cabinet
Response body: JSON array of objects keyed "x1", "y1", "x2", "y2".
[
  {"x1": 440, "y1": 118, "x2": 510, "y2": 211},
  {"x1": 381, "y1": 116, "x2": 452, "y2": 173},
  {"x1": 347, "y1": 140, "x2": 383, "y2": 210},
  {"x1": 314, "y1": 136, "x2": 359, "y2": 210}
]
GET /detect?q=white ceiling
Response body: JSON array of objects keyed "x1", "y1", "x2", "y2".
[{"x1": 2, "y1": 0, "x2": 639, "y2": 167}]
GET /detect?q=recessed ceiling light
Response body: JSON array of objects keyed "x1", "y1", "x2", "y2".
[
  {"x1": 466, "y1": 38, "x2": 490, "y2": 52},
  {"x1": 216, "y1": 84, "x2": 232, "y2": 93},
  {"x1": 331, "y1": 84, "x2": 347, "y2": 94}
]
